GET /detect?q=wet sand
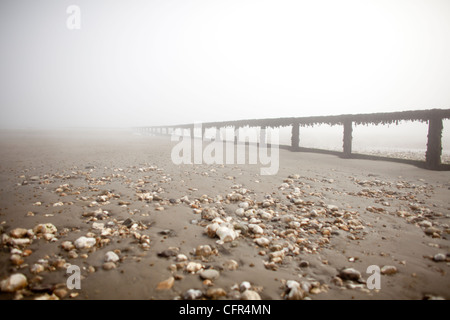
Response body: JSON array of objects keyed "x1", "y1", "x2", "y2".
[{"x1": 0, "y1": 129, "x2": 449, "y2": 300}]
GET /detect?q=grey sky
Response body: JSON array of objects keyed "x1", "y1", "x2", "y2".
[{"x1": 0, "y1": 0, "x2": 449, "y2": 129}]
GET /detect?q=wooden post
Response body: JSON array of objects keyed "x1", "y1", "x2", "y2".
[
  {"x1": 426, "y1": 116, "x2": 443, "y2": 169},
  {"x1": 343, "y1": 120, "x2": 352, "y2": 157},
  {"x1": 260, "y1": 126, "x2": 266, "y2": 146},
  {"x1": 291, "y1": 123, "x2": 300, "y2": 151}
]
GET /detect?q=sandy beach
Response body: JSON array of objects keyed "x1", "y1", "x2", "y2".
[{"x1": 0, "y1": 129, "x2": 449, "y2": 300}]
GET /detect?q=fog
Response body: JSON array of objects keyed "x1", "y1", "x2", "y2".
[{"x1": 1, "y1": 0, "x2": 449, "y2": 147}]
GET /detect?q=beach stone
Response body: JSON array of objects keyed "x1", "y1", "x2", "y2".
[
  {"x1": 74, "y1": 236, "x2": 96, "y2": 249},
  {"x1": 184, "y1": 289, "x2": 203, "y2": 300},
  {"x1": 241, "y1": 290, "x2": 261, "y2": 300},
  {"x1": 105, "y1": 251, "x2": 120, "y2": 263},
  {"x1": 122, "y1": 218, "x2": 136, "y2": 228},
  {"x1": 201, "y1": 208, "x2": 219, "y2": 220},
  {"x1": 186, "y1": 262, "x2": 203, "y2": 273},
  {"x1": 10, "y1": 254, "x2": 24, "y2": 266},
  {"x1": 157, "y1": 248, "x2": 178, "y2": 258},
  {"x1": 327, "y1": 205, "x2": 339, "y2": 212},
  {"x1": 30, "y1": 264, "x2": 45, "y2": 274},
  {"x1": 10, "y1": 228, "x2": 28, "y2": 239},
  {"x1": 92, "y1": 222, "x2": 104, "y2": 230},
  {"x1": 433, "y1": 253, "x2": 446, "y2": 262},
  {"x1": 299, "y1": 260, "x2": 310, "y2": 268},
  {"x1": 240, "y1": 281, "x2": 251, "y2": 292},
  {"x1": 33, "y1": 223, "x2": 57, "y2": 235},
  {"x1": 68, "y1": 250, "x2": 78, "y2": 259},
  {"x1": 254, "y1": 237, "x2": 270, "y2": 247},
  {"x1": 102, "y1": 262, "x2": 116, "y2": 270},
  {"x1": 424, "y1": 227, "x2": 440, "y2": 236},
  {"x1": 195, "y1": 245, "x2": 213, "y2": 257},
  {"x1": 223, "y1": 259, "x2": 239, "y2": 271},
  {"x1": 239, "y1": 202, "x2": 250, "y2": 209},
  {"x1": 34, "y1": 293, "x2": 60, "y2": 300},
  {"x1": 156, "y1": 277, "x2": 175, "y2": 290},
  {"x1": 0, "y1": 273, "x2": 28, "y2": 292},
  {"x1": 53, "y1": 288, "x2": 68, "y2": 299},
  {"x1": 11, "y1": 238, "x2": 31, "y2": 246},
  {"x1": 216, "y1": 226, "x2": 237, "y2": 242},
  {"x1": 339, "y1": 268, "x2": 362, "y2": 281},
  {"x1": 205, "y1": 223, "x2": 220, "y2": 238},
  {"x1": 200, "y1": 269, "x2": 220, "y2": 281},
  {"x1": 381, "y1": 265, "x2": 398, "y2": 275},
  {"x1": 285, "y1": 280, "x2": 306, "y2": 300},
  {"x1": 206, "y1": 287, "x2": 227, "y2": 299},
  {"x1": 248, "y1": 224, "x2": 264, "y2": 235}
]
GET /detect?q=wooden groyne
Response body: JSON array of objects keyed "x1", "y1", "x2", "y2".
[{"x1": 136, "y1": 108, "x2": 450, "y2": 170}]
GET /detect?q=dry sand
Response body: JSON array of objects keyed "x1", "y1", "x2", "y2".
[{"x1": 0, "y1": 129, "x2": 449, "y2": 300}]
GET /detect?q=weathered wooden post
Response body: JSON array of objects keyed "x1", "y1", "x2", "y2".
[
  {"x1": 343, "y1": 119, "x2": 353, "y2": 158},
  {"x1": 426, "y1": 116, "x2": 443, "y2": 169},
  {"x1": 260, "y1": 126, "x2": 266, "y2": 146},
  {"x1": 291, "y1": 122, "x2": 300, "y2": 151}
]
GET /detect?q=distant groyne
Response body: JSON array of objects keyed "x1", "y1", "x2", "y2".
[{"x1": 136, "y1": 108, "x2": 450, "y2": 170}]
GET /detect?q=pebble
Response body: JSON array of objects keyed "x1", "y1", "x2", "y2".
[
  {"x1": 10, "y1": 254, "x2": 24, "y2": 266},
  {"x1": 186, "y1": 262, "x2": 203, "y2": 273},
  {"x1": 240, "y1": 281, "x2": 251, "y2": 292},
  {"x1": 33, "y1": 223, "x2": 57, "y2": 235},
  {"x1": 299, "y1": 260, "x2": 310, "y2": 268},
  {"x1": 92, "y1": 222, "x2": 104, "y2": 230},
  {"x1": 10, "y1": 228, "x2": 28, "y2": 239},
  {"x1": 223, "y1": 259, "x2": 239, "y2": 271},
  {"x1": 239, "y1": 202, "x2": 250, "y2": 209},
  {"x1": 206, "y1": 287, "x2": 227, "y2": 299},
  {"x1": 157, "y1": 248, "x2": 178, "y2": 258},
  {"x1": 254, "y1": 237, "x2": 270, "y2": 247},
  {"x1": 216, "y1": 226, "x2": 238, "y2": 242},
  {"x1": 241, "y1": 290, "x2": 261, "y2": 300},
  {"x1": 200, "y1": 269, "x2": 220, "y2": 281},
  {"x1": 102, "y1": 262, "x2": 116, "y2": 270},
  {"x1": 248, "y1": 224, "x2": 264, "y2": 235},
  {"x1": 68, "y1": 250, "x2": 78, "y2": 259},
  {"x1": 34, "y1": 293, "x2": 60, "y2": 300},
  {"x1": 433, "y1": 253, "x2": 446, "y2": 262},
  {"x1": 11, "y1": 238, "x2": 32, "y2": 246},
  {"x1": 53, "y1": 288, "x2": 68, "y2": 299},
  {"x1": 380, "y1": 265, "x2": 398, "y2": 275},
  {"x1": 30, "y1": 264, "x2": 45, "y2": 274},
  {"x1": 74, "y1": 236, "x2": 97, "y2": 249},
  {"x1": 184, "y1": 289, "x2": 203, "y2": 300},
  {"x1": 105, "y1": 251, "x2": 120, "y2": 263},
  {"x1": 176, "y1": 254, "x2": 188, "y2": 262},
  {"x1": 122, "y1": 218, "x2": 136, "y2": 228},
  {"x1": 327, "y1": 205, "x2": 339, "y2": 212},
  {"x1": 195, "y1": 245, "x2": 213, "y2": 257},
  {"x1": 339, "y1": 268, "x2": 362, "y2": 282},
  {"x1": 284, "y1": 280, "x2": 306, "y2": 300},
  {"x1": 0, "y1": 273, "x2": 28, "y2": 292},
  {"x1": 156, "y1": 276, "x2": 175, "y2": 290}
]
